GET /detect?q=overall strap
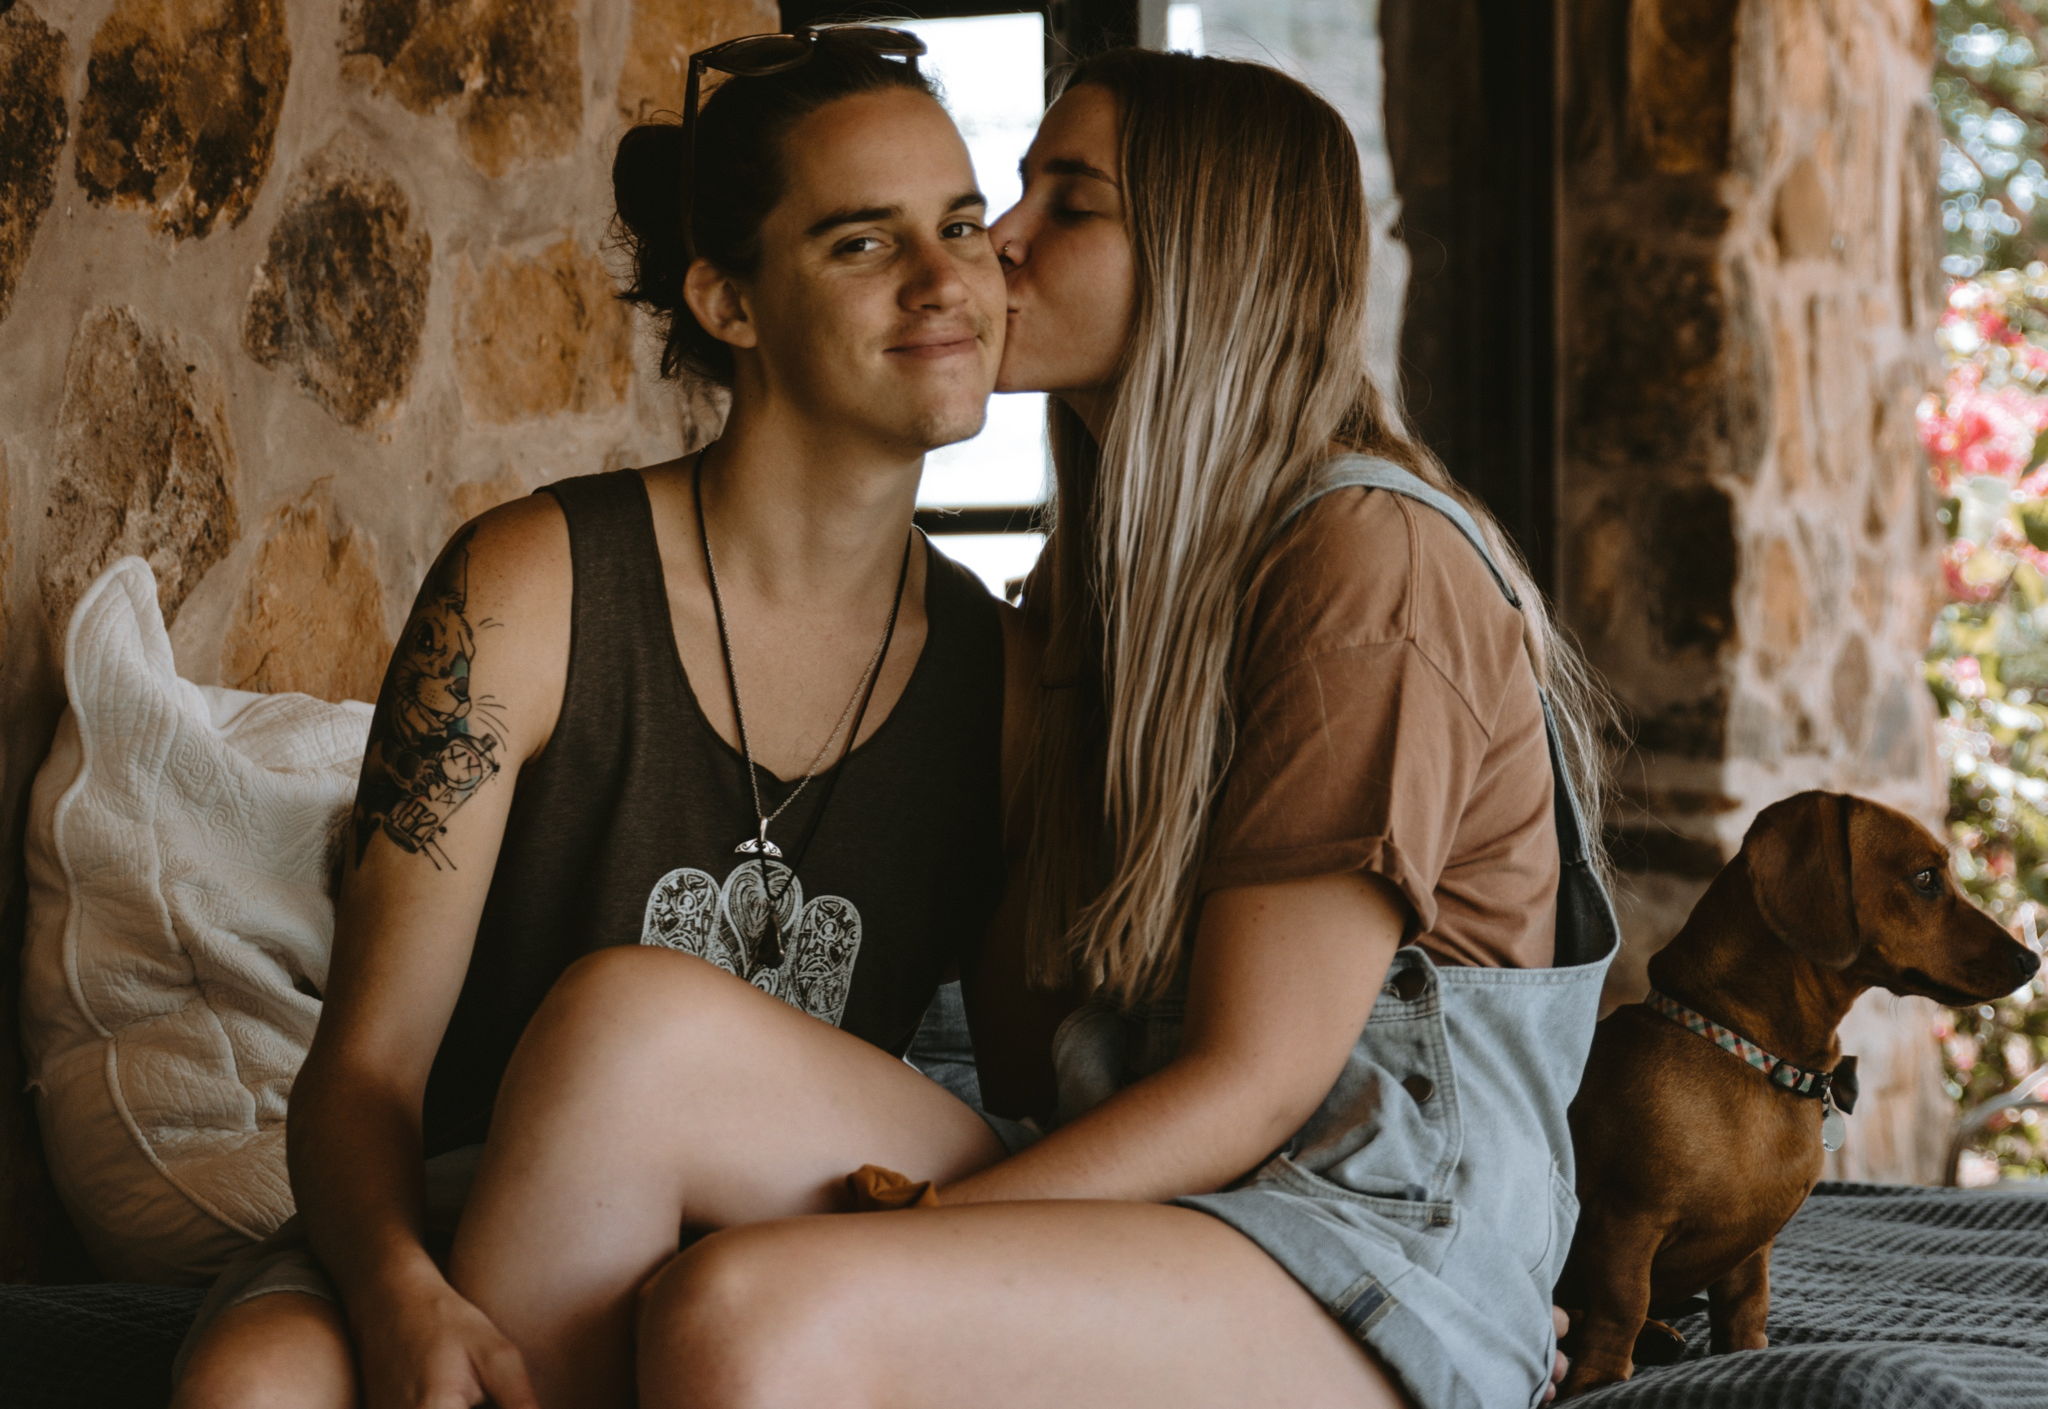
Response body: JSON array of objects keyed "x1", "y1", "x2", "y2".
[
  {"x1": 1288, "y1": 455, "x2": 1522, "y2": 609},
  {"x1": 1278, "y1": 455, "x2": 1598, "y2": 874}
]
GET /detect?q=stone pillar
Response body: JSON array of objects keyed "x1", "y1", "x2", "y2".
[
  {"x1": 0, "y1": 0, "x2": 773, "y2": 1282},
  {"x1": 1559, "y1": 0, "x2": 1951, "y2": 1181}
]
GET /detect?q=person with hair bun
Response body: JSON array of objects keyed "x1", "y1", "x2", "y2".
[
  {"x1": 441, "y1": 46, "x2": 1621, "y2": 1409},
  {"x1": 169, "y1": 27, "x2": 1038, "y2": 1409}
]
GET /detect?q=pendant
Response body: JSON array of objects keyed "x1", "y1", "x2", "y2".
[
  {"x1": 1821, "y1": 1096, "x2": 1846, "y2": 1153},
  {"x1": 736, "y1": 819, "x2": 782, "y2": 859}
]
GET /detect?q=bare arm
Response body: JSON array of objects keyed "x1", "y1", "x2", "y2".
[
  {"x1": 943, "y1": 869, "x2": 1406, "y2": 1204},
  {"x1": 286, "y1": 500, "x2": 568, "y2": 1398}
]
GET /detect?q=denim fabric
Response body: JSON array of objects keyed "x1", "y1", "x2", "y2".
[
  {"x1": 1187, "y1": 947, "x2": 1606, "y2": 1409},
  {"x1": 904, "y1": 980, "x2": 983, "y2": 1109}
]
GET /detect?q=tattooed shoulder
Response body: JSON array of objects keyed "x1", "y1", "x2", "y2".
[{"x1": 352, "y1": 524, "x2": 509, "y2": 870}]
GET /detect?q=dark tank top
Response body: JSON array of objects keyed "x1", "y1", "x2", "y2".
[{"x1": 420, "y1": 468, "x2": 1005, "y2": 1156}]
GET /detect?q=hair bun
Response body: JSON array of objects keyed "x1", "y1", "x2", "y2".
[{"x1": 612, "y1": 122, "x2": 689, "y2": 314}]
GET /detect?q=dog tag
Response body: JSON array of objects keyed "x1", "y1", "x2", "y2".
[{"x1": 1821, "y1": 1101, "x2": 1846, "y2": 1153}]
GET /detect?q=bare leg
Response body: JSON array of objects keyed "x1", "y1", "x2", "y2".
[
  {"x1": 1707, "y1": 1244, "x2": 1771, "y2": 1354},
  {"x1": 636, "y1": 1202, "x2": 1417, "y2": 1409},
  {"x1": 446, "y1": 948, "x2": 1007, "y2": 1408},
  {"x1": 169, "y1": 1293, "x2": 356, "y2": 1409}
]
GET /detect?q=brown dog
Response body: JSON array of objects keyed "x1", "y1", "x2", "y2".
[{"x1": 1556, "y1": 790, "x2": 2039, "y2": 1398}]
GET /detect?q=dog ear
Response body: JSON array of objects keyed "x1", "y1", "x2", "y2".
[{"x1": 1743, "y1": 791, "x2": 1861, "y2": 968}]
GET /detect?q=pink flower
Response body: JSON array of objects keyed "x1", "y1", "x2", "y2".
[
  {"x1": 1980, "y1": 308, "x2": 2022, "y2": 345},
  {"x1": 1924, "y1": 382, "x2": 2044, "y2": 486},
  {"x1": 1949, "y1": 651, "x2": 1991, "y2": 696}
]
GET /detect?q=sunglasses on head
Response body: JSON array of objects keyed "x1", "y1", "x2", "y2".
[{"x1": 681, "y1": 24, "x2": 929, "y2": 261}]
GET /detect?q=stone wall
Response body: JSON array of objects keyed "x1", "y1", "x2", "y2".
[
  {"x1": 1559, "y1": 0, "x2": 1953, "y2": 1181},
  {"x1": 0, "y1": 0, "x2": 772, "y2": 1281}
]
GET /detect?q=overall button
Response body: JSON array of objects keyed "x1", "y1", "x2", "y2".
[
  {"x1": 1402, "y1": 1073, "x2": 1436, "y2": 1104},
  {"x1": 1390, "y1": 969, "x2": 1429, "y2": 1002}
]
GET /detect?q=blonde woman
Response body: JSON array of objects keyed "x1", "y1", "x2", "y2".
[{"x1": 442, "y1": 47, "x2": 1618, "y2": 1409}]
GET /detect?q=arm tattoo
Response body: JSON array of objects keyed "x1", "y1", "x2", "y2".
[{"x1": 352, "y1": 524, "x2": 506, "y2": 869}]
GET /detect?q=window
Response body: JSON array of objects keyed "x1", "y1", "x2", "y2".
[
  {"x1": 1159, "y1": 1, "x2": 1406, "y2": 396},
  {"x1": 900, "y1": 12, "x2": 1052, "y2": 598}
]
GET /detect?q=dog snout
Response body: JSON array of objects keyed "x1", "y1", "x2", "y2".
[
  {"x1": 1960, "y1": 937, "x2": 2041, "y2": 1000},
  {"x1": 2011, "y1": 944, "x2": 2042, "y2": 987}
]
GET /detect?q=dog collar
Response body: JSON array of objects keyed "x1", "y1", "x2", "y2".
[{"x1": 1643, "y1": 989, "x2": 1860, "y2": 1149}]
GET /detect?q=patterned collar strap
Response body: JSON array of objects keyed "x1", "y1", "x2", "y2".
[{"x1": 1643, "y1": 989, "x2": 1859, "y2": 1115}]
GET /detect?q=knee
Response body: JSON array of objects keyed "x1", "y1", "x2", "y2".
[
  {"x1": 171, "y1": 1293, "x2": 354, "y2": 1409},
  {"x1": 548, "y1": 944, "x2": 692, "y2": 1018},
  {"x1": 635, "y1": 1225, "x2": 872, "y2": 1409},
  {"x1": 527, "y1": 947, "x2": 730, "y2": 1062}
]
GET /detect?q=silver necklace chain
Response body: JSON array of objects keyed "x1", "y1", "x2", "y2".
[{"x1": 693, "y1": 456, "x2": 911, "y2": 858}]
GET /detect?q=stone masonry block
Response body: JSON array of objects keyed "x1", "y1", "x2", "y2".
[
  {"x1": 223, "y1": 489, "x2": 391, "y2": 703},
  {"x1": 41, "y1": 307, "x2": 240, "y2": 629},
  {"x1": 342, "y1": 0, "x2": 582, "y2": 179},
  {"x1": 0, "y1": 6, "x2": 67, "y2": 326},
  {"x1": 454, "y1": 238, "x2": 633, "y2": 424},
  {"x1": 244, "y1": 145, "x2": 432, "y2": 429},
  {"x1": 1626, "y1": 0, "x2": 1737, "y2": 175},
  {"x1": 74, "y1": 0, "x2": 289, "y2": 240},
  {"x1": 1648, "y1": 482, "x2": 1738, "y2": 654},
  {"x1": 617, "y1": 0, "x2": 779, "y2": 124}
]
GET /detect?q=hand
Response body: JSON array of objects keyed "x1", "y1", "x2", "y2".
[
  {"x1": 356, "y1": 1273, "x2": 540, "y2": 1409},
  {"x1": 1544, "y1": 1305, "x2": 1569, "y2": 1404}
]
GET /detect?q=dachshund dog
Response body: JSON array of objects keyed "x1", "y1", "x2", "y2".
[{"x1": 1556, "y1": 791, "x2": 2039, "y2": 1398}]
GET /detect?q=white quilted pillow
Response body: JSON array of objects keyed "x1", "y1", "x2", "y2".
[{"x1": 21, "y1": 556, "x2": 372, "y2": 1283}]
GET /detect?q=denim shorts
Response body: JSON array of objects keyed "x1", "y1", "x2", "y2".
[{"x1": 1033, "y1": 941, "x2": 1611, "y2": 1409}]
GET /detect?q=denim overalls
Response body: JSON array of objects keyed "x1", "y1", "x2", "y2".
[{"x1": 1025, "y1": 457, "x2": 1620, "y2": 1409}]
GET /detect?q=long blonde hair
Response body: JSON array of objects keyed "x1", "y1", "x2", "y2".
[{"x1": 1021, "y1": 49, "x2": 1615, "y2": 1006}]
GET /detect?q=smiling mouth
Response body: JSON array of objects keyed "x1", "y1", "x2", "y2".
[{"x1": 887, "y1": 336, "x2": 978, "y2": 359}]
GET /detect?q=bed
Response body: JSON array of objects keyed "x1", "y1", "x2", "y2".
[
  {"x1": 5, "y1": 1179, "x2": 2045, "y2": 1409},
  {"x1": 1577, "y1": 1181, "x2": 2048, "y2": 1408}
]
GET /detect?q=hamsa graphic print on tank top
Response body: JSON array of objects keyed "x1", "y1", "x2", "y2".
[{"x1": 638, "y1": 860, "x2": 862, "y2": 1026}]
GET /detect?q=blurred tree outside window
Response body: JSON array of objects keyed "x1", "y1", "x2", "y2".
[{"x1": 1926, "y1": 0, "x2": 2048, "y2": 1180}]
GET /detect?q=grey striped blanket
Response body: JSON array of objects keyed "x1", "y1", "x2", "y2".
[{"x1": 1577, "y1": 1181, "x2": 2048, "y2": 1409}]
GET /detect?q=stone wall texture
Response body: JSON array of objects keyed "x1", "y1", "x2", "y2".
[
  {"x1": 0, "y1": 0, "x2": 769, "y2": 1282},
  {"x1": 73, "y1": 0, "x2": 291, "y2": 240},
  {"x1": 1560, "y1": 0, "x2": 1952, "y2": 1182}
]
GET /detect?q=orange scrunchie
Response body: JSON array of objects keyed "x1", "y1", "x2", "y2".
[{"x1": 844, "y1": 1163, "x2": 941, "y2": 1211}]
